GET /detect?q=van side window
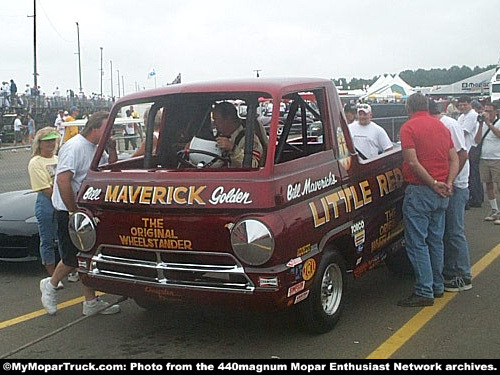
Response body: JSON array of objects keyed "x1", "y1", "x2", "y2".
[{"x1": 274, "y1": 91, "x2": 326, "y2": 164}]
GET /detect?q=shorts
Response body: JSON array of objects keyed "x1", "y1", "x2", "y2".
[
  {"x1": 479, "y1": 159, "x2": 500, "y2": 184},
  {"x1": 14, "y1": 131, "x2": 23, "y2": 142},
  {"x1": 55, "y1": 210, "x2": 78, "y2": 268}
]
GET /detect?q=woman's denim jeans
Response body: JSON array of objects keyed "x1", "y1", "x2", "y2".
[
  {"x1": 403, "y1": 185, "x2": 449, "y2": 298},
  {"x1": 34, "y1": 193, "x2": 61, "y2": 265}
]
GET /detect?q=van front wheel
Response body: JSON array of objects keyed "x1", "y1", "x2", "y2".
[{"x1": 299, "y1": 251, "x2": 346, "y2": 333}]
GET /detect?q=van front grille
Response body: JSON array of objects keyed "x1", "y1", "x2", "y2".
[{"x1": 88, "y1": 245, "x2": 254, "y2": 293}]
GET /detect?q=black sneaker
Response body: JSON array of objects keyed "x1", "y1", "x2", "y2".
[
  {"x1": 397, "y1": 294, "x2": 434, "y2": 307},
  {"x1": 434, "y1": 292, "x2": 444, "y2": 298},
  {"x1": 444, "y1": 277, "x2": 472, "y2": 292}
]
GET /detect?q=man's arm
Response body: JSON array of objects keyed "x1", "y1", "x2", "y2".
[
  {"x1": 107, "y1": 138, "x2": 118, "y2": 164},
  {"x1": 402, "y1": 148, "x2": 450, "y2": 197},
  {"x1": 56, "y1": 170, "x2": 77, "y2": 212},
  {"x1": 446, "y1": 148, "x2": 459, "y2": 189}
]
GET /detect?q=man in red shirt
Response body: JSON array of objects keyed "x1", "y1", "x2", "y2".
[{"x1": 398, "y1": 93, "x2": 459, "y2": 307}]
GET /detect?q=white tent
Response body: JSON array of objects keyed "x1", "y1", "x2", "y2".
[
  {"x1": 430, "y1": 68, "x2": 495, "y2": 96},
  {"x1": 362, "y1": 74, "x2": 415, "y2": 100}
]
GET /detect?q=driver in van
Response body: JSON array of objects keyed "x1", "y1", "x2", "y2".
[{"x1": 212, "y1": 102, "x2": 263, "y2": 168}]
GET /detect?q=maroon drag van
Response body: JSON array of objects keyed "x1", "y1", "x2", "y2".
[{"x1": 69, "y1": 78, "x2": 405, "y2": 332}]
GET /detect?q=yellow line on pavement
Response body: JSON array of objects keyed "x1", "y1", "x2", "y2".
[
  {"x1": 0, "y1": 292, "x2": 103, "y2": 330},
  {"x1": 367, "y1": 243, "x2": 500, "y2": 359}
]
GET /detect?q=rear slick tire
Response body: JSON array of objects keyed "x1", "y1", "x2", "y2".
[{"x1": 299, "y1": 251, "x2": 346, "y2": 334}]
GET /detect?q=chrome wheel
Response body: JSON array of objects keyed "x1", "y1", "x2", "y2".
[{"x1": 321, "y1": 263, "x2": 343, "y2": 315}]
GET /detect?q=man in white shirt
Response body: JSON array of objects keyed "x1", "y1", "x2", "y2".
[
  {"x1": 429, "y1": 99, "x2": 472, "y2": 293},
  {"x1": 13, "y1": 114, "x2": 24, "y2": 146},
  {"x1": 475, "y1": 102, "x2": 500, "y2": 223},
  {"x1": 348, "y1": 103, "x2": 393, "y2": 159},
  {"x1": 40, "y1": 111, "x2": 119, "y2": 317},
  {"x1": 457, "y1": 96, "x2": 481, "y2": 207}
]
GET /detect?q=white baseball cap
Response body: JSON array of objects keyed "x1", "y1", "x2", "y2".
[{"x1": 357, "y1": 103, "x2": 372, "y2": 114}]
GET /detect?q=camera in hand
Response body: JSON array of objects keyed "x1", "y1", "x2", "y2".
[{"x1": 477, "y1": 114, "x2": 485, "y2": 123}]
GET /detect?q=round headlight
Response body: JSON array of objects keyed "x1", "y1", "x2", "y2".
[
  {"x1": 231, "y1": 219, "x2": 275, "y2": 266},
  {"x1": 68, "y1": 212, "x2": 96, "y2": 252}
]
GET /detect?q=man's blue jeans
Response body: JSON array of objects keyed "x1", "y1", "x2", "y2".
[
  {"x1": 403, "y1": 185, "x2": 449, "y2": 298},
  {"x1": 443, "y1": 186, "x2": 471, "y2": 280}
]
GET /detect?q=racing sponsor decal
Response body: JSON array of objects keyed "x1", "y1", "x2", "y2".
[
  {"x1": 337, "y1": 127, "x2": 351, "y2": 171},
  {"x1": 287, "y1": 172, "x2": 338, "y2": 201},
  {"x1": 301, "y1": 259, "x2": 316, "y2": 281},
  {"x1": 82, "y1": 187, "x2": 102, "y2": 201},
  {"x1": 286, "y1": 257, "x2": 302, "y2": 268},
  {"x1": 297, "y1": 244, "x2": 311, "y2": 257},
  {"x1": 258, "y1": 277, "x2": 278, "y2": 287},
  {"x1": 287, "y1": 281, "x2": 305, "y2": 297},
  {"x1": 209, "y1": 187, "x2": 252, "y2": 205},
  {"x1": 294, "y1": 290, "x2": 310, "y2": 304},
  {"x1": 290, "y1": 264, "x2": 303, "y2": 281},
  {"x1": 118, "y1": 217, "x2": 192, "y2": 250},
  {"x1": 371, "y1": 208, "x2": 403, "y2": 252},
  {"x1": 351, "y1": 220, "x2": 365, "y2": 247}
]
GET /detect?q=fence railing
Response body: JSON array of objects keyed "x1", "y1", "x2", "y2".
[{"x1": 0, "y1": 116, "x2": 408, "y2": 194}]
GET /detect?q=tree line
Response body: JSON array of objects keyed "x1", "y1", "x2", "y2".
[{"x1": 333, "y1": 64, "x2": 497, "y2": 90}]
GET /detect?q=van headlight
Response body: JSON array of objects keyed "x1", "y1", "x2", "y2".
[
  {"x1": 68, "y1": 212, "x2": 96, "y2": 252},
  {"x1": 231, "y1": 219, "x2": 275, "y2": 266}
]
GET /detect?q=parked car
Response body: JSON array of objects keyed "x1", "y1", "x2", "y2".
[{"x1": 0, "y1": 190, "x2": 41, "y2": 261}]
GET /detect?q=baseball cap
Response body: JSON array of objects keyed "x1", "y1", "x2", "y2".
[
  {"x1": 428, "y1": 99, "x2": 440, "y2": 115},
  {"x1": 40, "y1": 132, "x2": 59, "y2": 141},
  {"x1": 344, "y1": 103, "x2": 356, "y2": 114},
  {"x1": 70, "y1": 106, "x2": 78, "y2": 113},
  {"x1": 64, "y1": 110, "x2": 69, "y2": 115},
  {"x1": 357, "y1": 103, "x2": 372, "y2": 114}
]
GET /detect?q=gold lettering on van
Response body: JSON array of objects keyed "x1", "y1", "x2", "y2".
[{"x1": 104, "y1": 185, "x2": 207, "y2": 206}]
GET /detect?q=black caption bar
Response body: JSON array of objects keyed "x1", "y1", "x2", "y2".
[{"x1": 1, "y1": 360, "x2": 498, "y2": 374}]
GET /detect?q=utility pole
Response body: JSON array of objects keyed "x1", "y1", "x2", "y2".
[
  {"x1": 117, "y1": 69, "x2": 120, "y2": 98},
  {"x1": 76, "y1": 22, "x2": 83, "y2": 94},
  {"x1": 28, "y1": 0, "x2": 38, "y2": 88},
  {"x1": 99, "y1": 47, "x2": 103, "y2": 98},
  {"x1": 110, "y1": 60, "x2": 113, "y2": 98},
  {"x1": 253, "y1": 69, "x2": 261, "y2": 78}
]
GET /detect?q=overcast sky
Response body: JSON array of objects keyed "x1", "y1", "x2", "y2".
[{"x1": 1, "y1": 0, "x2": 499, "y2": 96}]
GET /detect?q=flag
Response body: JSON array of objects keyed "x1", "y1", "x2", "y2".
[{"x1": 148, "y1": 68, "x2": 156, "y2": 79}]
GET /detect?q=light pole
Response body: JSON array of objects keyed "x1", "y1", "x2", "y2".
[
  {"x1": 76, "y1": 22, "x2": 83, "y2": 94},
  {"x1": 110, "y1": 60, "x2": 113, "y2": 98},
  {"x1": 117, "y1": 69, "x2": 120, "y2": 98},
  {"x1": 28, "y1": 0, "x2": 38, "y2": 88},
  {"x1": 99, "y1": 47, "x2": 103, "y2": 98},
  {"x1": 121, "y1": 75, "x2": 125, "y2": 97},
  {"x1": 253, "y1": 69, "x2": 261, "y2": 78}
]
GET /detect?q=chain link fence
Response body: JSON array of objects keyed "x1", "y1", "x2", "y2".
[{"x1": 0, "y1": 145, "x2": 32, "y2": 193}]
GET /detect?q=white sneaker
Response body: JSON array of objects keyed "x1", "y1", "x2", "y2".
[
  {"x1": 55, "y1": 281, "x2": 64, "y2": 290},
  {"x1": 82, "y1": 297, "x2": 121, "y2": 316},
  {"x1": 67, "y1": 272, "x2": 80, "y2": 282},
  {"x1": 484, "y1": 209, "x2": 499, "y2": 221},
  {"x1": 40, "y1": 277, "x2": 58, "y2": 315}
]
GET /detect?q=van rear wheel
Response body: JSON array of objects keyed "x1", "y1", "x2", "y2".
[{"x1": 299, "y1": 251, "x2": 346, "y2": 333}]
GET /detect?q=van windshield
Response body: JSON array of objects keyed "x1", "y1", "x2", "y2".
[{"x1": 97, "y1": 92, "x2": 271, "y2": 171}]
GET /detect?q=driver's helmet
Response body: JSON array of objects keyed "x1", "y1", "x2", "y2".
[{"x1": 188, "y1": 136, "x2": 223, "y2": 168}]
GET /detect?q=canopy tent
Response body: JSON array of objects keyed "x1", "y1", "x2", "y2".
[
  {"x1": 361, "y1": 74, "x2": 415, "y2": 100},
  {"x1": 429, "y1": 68, "x2": 495, "y2": 96}
]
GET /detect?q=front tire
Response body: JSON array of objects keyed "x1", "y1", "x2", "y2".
[{"x1": 299, "y1": 251, "x2": 346, "y2": 333}]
